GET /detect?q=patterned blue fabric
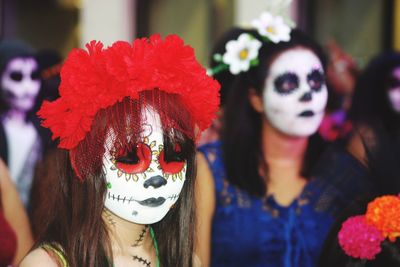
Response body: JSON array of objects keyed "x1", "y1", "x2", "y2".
[{"x1": 198, "y1": 141, "x2": 369, "y2": 267}]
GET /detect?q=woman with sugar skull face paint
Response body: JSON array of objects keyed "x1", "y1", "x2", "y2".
[
  {"x1": 260, "y1": 47, "x2": 328, "y2": 137},
  {"x1": 316, "y1": 54, "x2": 400, "y2": 267},
  {"x1": 195, "y1": 19, "x2": 365, "y2": 267},
  {"x1": 0, "y1": 40, "x2": 44, "y2": 208},
  {"x1": 20, "y1": 35, "x2": 220, "y2": 267},
  {"x1": 331, "y1": 52, "x2": 400, "y2": 208}
]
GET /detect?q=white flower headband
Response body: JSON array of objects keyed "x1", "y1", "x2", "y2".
[{"x1": 208, "y1": 11, "x2": 293, "y2": 76}]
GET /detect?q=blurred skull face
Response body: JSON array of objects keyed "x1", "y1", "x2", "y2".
[
  {"x1": 387, "y1": 66, "x2": 400, "y2": 113},
  {"x1": 1, "y1": 57, "x2": 41, "y2": 113},
  {"x1": 262, "y1": 48, "x2": 328, "y2": 137}
]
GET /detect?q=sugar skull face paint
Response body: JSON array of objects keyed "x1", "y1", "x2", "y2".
[
  {"x1": 387, "y1": 66, "x2": 400, "y2": 113},
  {"x1": 1, "y1": 57, "x2": 41, "y2": 113},
  {"x1": 102, "y1": 106, "x2": 187, "y2": 224},
  {"x1": 262, "y1": 48, "x2": 328, "y2": 137}
]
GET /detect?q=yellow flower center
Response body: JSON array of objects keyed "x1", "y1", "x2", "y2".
[
  {"x1": 266, "y1": 26, "x2": 276, "y2": 34},
  {"x1": 239, "y1": 49, "x2": 249, "y2": 60}
]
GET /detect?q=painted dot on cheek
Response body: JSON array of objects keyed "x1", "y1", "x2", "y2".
[{"x1": 107, "y1": 182, "x2": 112, "y2": 189}]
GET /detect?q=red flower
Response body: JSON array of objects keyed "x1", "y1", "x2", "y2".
[{"x1": 38, "y1": 34, "x2": 220, "y2": 149}]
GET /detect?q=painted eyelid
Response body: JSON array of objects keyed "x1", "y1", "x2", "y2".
[
  {"x1": 114, "y1": 143, "x2": 152, "y2": 174},
  {"x1": 162, "y1": 150, "x2": 185, "y2": 162},
  {"x1": 307, "y1": 70, "x2": 325, "y2": 88},
  {"x1": 159, "y1": 149, "x2": 186, "y2": 174},
  {"x1": 275, "y1": 72, "x2": 299, "y2": 79},
  {"x1": 274, "y1": 73, "x2": 300, "y2": 93},
  {"x1": 115, "y1": 146, "x2": 139, "y2": 162},
  {"x1": 307, "y1": 69, "x2": 324, "y2": 80},
  {"x1": 161, "y1": 142, "x2": 185, "y2": 159},
  {"x1": 31, "y1": 71, "x2": 40, "y2": 80},
  {"x1": 275, "y1": 73, "x2": 299, "y2": 83},
  {"x1": 10, "y1": 72, "x2": 23, "y2": 81}
]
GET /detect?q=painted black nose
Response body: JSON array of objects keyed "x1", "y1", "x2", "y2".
[
  {"x1": 299, "y1": 91, "x2": 313, "y2": 102},
  {"x1": 144, "y1": 175, "x2": 167, "y2": 189}
]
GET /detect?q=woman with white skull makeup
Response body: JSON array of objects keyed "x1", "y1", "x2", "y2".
[
  {"x1": 196, "y1": 27, "x2": 357, "y2": 267},
  {"x1": 317, "y1": 54, "x2": 400, "y2": 267},
  {"x1": 0, "y1": 40, "x2": 44, "y2": 208},
  {"x1": 345, "y1": 52, "x2": 400, "y2": 195},
  {"x1": 20, "y1": 35, "x2": 220, "y2": 267}
]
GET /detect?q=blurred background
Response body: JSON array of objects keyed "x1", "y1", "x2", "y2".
[{"x1": 1, "y1": 0, "x2": 399, "y2": 67}]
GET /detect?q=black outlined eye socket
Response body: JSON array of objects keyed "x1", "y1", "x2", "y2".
[
  {"x1": 388, "y1": 77, "x2": 400, "y2": 89},
  {"x1": 31, "y1": 71, "x2": 40, "y2": 80},
  {"x1": 10, "y1": 71, "x2": 23, "y2": 82},
  {"x1": 115, "y1": 143, "x2": 152, "y2": 174},
  {"x1": 159, "y1": 144, "x2": 185, "y2": 174},
  {"x1": 307, "y1": 69, "x2": 325, "y2": 92},
  {"x1": 274, "y1": 72, "x2": 299, "y2": 95}
]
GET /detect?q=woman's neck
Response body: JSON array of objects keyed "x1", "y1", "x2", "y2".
[
  {"x1": 103, "y1": 210, "x2": 152, "y2": 253},
  {"x1": 4, "y1": 109, "x2": 27, "y2": 123},
  {"x1": 261, "y1": 121, "x2": 308, "y2": 205}
]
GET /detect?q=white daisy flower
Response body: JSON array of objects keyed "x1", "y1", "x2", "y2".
[
  {"x1": 252, "y1": 12, "x2": 291, "y2": 43},
  {"x1": 222, "y1": 33, "x2": 262, "y2": 75}
]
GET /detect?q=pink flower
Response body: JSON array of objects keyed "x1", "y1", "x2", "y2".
[{"x1": 338, "y1": 215, "x2": 385, "y2": 260}]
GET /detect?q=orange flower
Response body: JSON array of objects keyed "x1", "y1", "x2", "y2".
[{"x1": 366, "y1": 195, "x2": 400, "y2": 242}]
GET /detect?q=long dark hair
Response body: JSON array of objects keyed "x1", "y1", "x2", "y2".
[
  {"x1": 349, "y1": 52, "x2": 400, "y2": 134},
  {"x1": 36, "y1": 90, "x2": 196, "y2": 267},
  {"x1": 319, "y1": 126, "x2": 400, "y2": 266},
  {"x1": 347, "y1": 52, "x2": 400, "y2": 196},
  {"x1": 216, "y1": 28, "x2": 327, "y2": 197}
]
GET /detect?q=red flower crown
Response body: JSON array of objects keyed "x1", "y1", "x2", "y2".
[
  {"x1": 338, "y1": 195, "x2": 400, "y2": 260},
  {"x1": 38, "y1": 34, "x2": 220, "y2": 149}
]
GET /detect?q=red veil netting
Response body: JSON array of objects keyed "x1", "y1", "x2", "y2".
[{"x1": 37, "y1": 34, "x2": 220, "y2": 179}]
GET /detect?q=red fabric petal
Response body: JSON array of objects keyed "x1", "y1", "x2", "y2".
[{"x1": 38, "y1": 34, "x2": 220, "y2": 150}]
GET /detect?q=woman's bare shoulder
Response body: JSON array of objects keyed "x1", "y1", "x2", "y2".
[{"x1": 19, "y1": 248, "x2": 59, "y2": 267}]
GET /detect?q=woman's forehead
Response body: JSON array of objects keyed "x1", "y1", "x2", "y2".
[
  {"x1": 268, "y1": 48, "x2": 322, "y2": 76},
  {"x1": 140, "y1": 105, "x2": 162, "y2": 133},
  {"x1": 104, "y1": 106, "x2": 164, "y2": 146}
]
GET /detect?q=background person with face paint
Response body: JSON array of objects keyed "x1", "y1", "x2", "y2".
[
  {"x1": 316, "y1": 52, "x2": 400, "y2": 267},
  {"x1": 20, "y1": 35, "x2": 220, "y2": 267},
  {"x1": 343, "y1": 53, "x2": 400, "y2": 212},
  {"x1": 195, "y1": 11, "x2": 367, "y2": 267},
  {"x1": 0, "y1": 40, "x2": 45, "y2": 209}
]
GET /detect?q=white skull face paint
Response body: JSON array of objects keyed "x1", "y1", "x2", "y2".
[
  {"x1": 387, "y1": 66, "x2": 400, "y2": 113},
  {"x1": 1, "y1": 57, "x2": 41, "y2": 112},
  {"x1": 262, "y1": 48, "x2": 328, "y2": 137},
  {"x1": 103, "y1": 106, "x2": 187, "y2": 224}
]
